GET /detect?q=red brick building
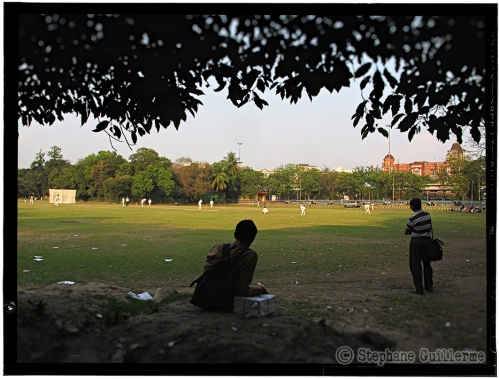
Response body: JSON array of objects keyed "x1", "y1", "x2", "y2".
[
  {"x1": 381, "y1": 142, "x2": 464, "y2": 179},
  {"x1": 381, "y1": 142, "x2": 465, "y2": 200}
]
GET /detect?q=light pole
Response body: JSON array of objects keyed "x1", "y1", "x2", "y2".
[
  {"x1": 388, "y1": 125, "x2": 395, "y2": 207},
  {"x1": 471, "y1": 180, "x2": 474, "y2": 207},
  {"x1": 299, "y1": 177, "x2": 302, "y2": 201},
  {"x1": 237, "y1": 142, "x2": 243, "y2": 164}
]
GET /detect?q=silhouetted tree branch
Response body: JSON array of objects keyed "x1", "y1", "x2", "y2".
[{"x1": 15, "y1": 4, "x2": 490, "y2": 147}]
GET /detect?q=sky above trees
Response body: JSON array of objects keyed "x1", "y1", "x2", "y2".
[{"x1": 17, "y1": 81, "x2": 462, "y2": 171}]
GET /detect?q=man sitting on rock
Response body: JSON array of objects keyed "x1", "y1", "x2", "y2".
[{"x1": 201, "y1": 219, "x2": 268, "y2": 298}]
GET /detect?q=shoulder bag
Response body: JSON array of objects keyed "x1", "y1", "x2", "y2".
[{"x1": 429, "y1": 229, "x2": 444, "y2": 262}]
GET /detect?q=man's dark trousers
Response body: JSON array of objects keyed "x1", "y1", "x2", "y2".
[{"x1": 409, "y1": 237, "x2": 433, "y2": 293}]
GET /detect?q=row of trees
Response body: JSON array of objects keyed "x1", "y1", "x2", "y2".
[
  {"x1": 17, "y1": 147, "x2": 244, "y2": 203},
  {"x1": 18, "y1": 147, "x2": 486, "y2": 204}
]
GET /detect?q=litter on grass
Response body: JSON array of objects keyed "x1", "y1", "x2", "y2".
[
  {"x1": 92, "y1": 247, "x2": 98, "y2": 250},
  {"x1": 127, "y1": 292, "x2": 153, "y2": 301},
  {"x1": 164, "y1": 259, "x2": 173, "y2": 262},
  {"x1": 57, "y1": 281, "x2": 75, "y2": 285}
]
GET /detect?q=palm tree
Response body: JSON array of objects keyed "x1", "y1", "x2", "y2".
[
  {"x1": 210, "y1": 162, "x2": 229, "y2": 192},
  {"x1": 222, "y1": 151, "x2": 242, "y2": 201},
  {"x1": 224, "y1": 152, "x2": 241, "y2": 177}
]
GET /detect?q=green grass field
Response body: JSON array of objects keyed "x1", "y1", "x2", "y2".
[{"x1": 17, "y1": 200, "x2": 487, "y2": 290}]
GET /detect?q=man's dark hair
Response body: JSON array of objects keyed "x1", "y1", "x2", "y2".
[
  {"x1": 409, "y1": 198, "x2": 422, "y2": 210},
  {"x1": 234, "y1": 219, "x2": 258, "y2": 245}
]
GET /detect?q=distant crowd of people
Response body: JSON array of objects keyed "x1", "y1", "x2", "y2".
[{"x1": 451, "y1": 204, "x2": 485, "y2": 213}]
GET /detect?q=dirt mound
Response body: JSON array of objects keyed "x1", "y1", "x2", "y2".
[{"x1": 16, "y1": 282, "x2": 394, "y2": 365}]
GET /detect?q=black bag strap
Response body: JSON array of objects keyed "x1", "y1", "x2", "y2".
[
  {"x1": 221, "y1": 243, "x2": 231, "y2": 260},
  {"x1": 190, "y1": 243, "x2": 246, "y2": 287},
  {"x1": 431, "y1": 227, "x2": 444, "y2": 246},
  {"x1": 223, "y1": 242, "x2": 250, "y2": 263}
]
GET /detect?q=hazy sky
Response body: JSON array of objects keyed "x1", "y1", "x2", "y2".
[{"x1": 17, "y1": 78, "x2": 464, "y2": 171}]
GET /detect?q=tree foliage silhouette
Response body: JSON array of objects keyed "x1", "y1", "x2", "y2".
[{"x1": 16, "y1": 5, "x2": 490, "y2": 147}]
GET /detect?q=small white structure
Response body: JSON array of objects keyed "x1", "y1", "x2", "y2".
[{"x1": 49, "y1": 189, "x2": 76, "y2": 204}]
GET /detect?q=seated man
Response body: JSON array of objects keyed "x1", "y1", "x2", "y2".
[
  {"x1": 202, "y1": 219, "x2": 268, "y2": 298},
  {"x1": 262, "y1": 206, "x2": 269, "y2": 214}
]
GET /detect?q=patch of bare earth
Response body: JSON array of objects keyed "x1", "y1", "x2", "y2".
[{"x1": 15, "y1": 238, "x2": 489, "y2": 368}]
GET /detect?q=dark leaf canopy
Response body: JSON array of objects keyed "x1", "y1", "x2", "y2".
[{"x1": 14, "y1": 4, "x2": 491, "y2": 146}]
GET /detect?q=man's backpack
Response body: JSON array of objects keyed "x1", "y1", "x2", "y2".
[{"x1": 190, "y1": 243, "x2": 245, "y2": 311}]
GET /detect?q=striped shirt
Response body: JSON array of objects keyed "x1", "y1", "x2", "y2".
[{"x1": 406, "y1": 210, "x2": 432, "y2": 238}]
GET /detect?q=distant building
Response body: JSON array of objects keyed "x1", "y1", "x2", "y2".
[
  {"x1": 381, "y1": 141, "x2": 465, "y2": 178},
  {"x1": 381, "y1": 142, "x2": 465, "y2": 200},
  {"x1": 178, "y1": 161, "x2": 207, "y2": 168},
  {"x1": 260, "y1": 168, "x2": 275, "y2": 178},
  {"x1": 334, "y1": 165, "x2": 352, "y2": 173},
  {"x1": 298, "y1": 164, "x2": 319, "y2": 171},
  {"x1": 260, "y1": 164, "x2": 351, "y2": 177}
]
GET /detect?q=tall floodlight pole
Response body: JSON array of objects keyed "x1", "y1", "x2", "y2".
[
  {"x1": 388, "y1": 125, "x2": 395, "y2": 207},
  {"x1": 237, "y1": 142, "x2": 243, "y2": 164},
  {"x1": 478, "y1": 174, "x2": 480, "y2": 202},
  {"x1": 471, "y1": 180, "x2": 474, "y2": 207}
]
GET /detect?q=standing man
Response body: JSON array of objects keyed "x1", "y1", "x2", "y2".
[
  {"x1": 198, "y1": 199, "x2": 203, "y2": 210},
  {"x1": 210, "y1": 199, "x2": 214, "y2": 208},
  {"x1": 364, "y1": 202, "x2": 371, "y2": 214},
  {"x1": 126, "y1": 197, "x2": 130, "y2": 206},
  {"x1": 122, "y1": 197, "x2": 125, "y2": 207},
  {"x1": 300, "y1": 203, "x2": 306, "y2": 216},
  {"x1": 148, "y1": 198, "x2": 152, "y2": 206},
  {"x1": 141, "y1": 198, "x2": 147, "y2": 207},
  {"x1": 404, "y1": 198, "x2": 433, "y2": 295}
]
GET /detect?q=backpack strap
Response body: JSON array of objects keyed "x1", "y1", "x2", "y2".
[
  {"x1": 224, "y1": 243, "x2": 250, "y2": 264},
  {"x1": 221, "y1": 243, "x2": 231, "y2": 260},
  {"x1": 190, "y1": 243, "x2": 233, "y2": 287}
]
